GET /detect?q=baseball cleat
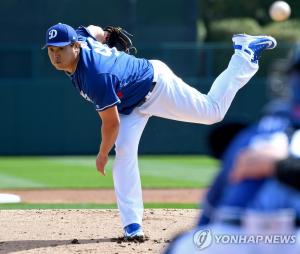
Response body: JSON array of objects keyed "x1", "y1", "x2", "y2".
[
  {"x1": 232, "y1": 34, "x2": 277, "y2": 63},
  {"x1": 124, "y1": 223, "x2": 145, "y2": 240}
]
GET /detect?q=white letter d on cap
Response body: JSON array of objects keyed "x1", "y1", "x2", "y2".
[{"x1": 49, "y1": 29, "x2": 58, "y2": 39}]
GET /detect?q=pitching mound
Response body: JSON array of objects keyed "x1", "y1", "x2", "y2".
[{"x1": 0, "y1": 209, "x2": 198, "y2": 254}]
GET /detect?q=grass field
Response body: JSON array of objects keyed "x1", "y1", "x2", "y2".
[
  {"x1": 0, "y1": 155, "x2": 219, "y2": 189},
  {"x1": 0, "y1": 155, "x2": 218, "y2": 209}
]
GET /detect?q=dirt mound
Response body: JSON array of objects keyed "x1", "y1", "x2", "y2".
[{"x1": 0, "y1": 209, "x2": 199, "y2": 254}]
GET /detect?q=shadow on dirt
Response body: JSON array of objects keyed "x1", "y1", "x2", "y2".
[{"x1": 0, "y1": 237, "x2": 150, "y2": 254}]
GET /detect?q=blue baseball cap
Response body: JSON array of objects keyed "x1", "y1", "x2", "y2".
[{"x1": 42, "y1": 23, "x2": 78, "y2": 49}]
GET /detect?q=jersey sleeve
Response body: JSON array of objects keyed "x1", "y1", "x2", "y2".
[
  {"x1": 88, "y1": 73, "x2": 120, "y2": 111},
  {"x1": 76, "y1": 26, "x2": 97, "y2": 42}
]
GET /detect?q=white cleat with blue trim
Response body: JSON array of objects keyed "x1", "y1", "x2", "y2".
[
  {"x1": 232, "y1": 34, "x2": 277, "y2": 64},
  {"x1": 124, "y1": 223, "x2": 145, "y2": 241}
]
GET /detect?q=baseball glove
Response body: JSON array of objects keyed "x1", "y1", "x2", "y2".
[{"x1": 104, "y1": 26, "x2": 137, "y2": 54}]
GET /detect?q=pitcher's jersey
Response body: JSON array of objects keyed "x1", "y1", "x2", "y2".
[{"x1": 68, "y1": 26, "x2": 154, "y2": 115}]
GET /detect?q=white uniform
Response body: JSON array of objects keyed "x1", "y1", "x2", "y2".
[{"x1": 113, "y1": 53, "x2": 258, "y2": 227}]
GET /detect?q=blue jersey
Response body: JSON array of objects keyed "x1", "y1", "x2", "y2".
[
  {"x1": 199, "y1": 115, "x2": 292, "y2": 225},
  {"x1": 68, "y1": 26, "x2": 154, "y2": 115}
]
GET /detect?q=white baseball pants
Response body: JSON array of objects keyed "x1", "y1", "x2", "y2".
[{"x1": 112, "y1": 54, "x2": 258, "y2": 227}]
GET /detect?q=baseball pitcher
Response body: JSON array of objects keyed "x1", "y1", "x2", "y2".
[{"x1": 43, "y1": 22, "x2": 276, "y2": 240}]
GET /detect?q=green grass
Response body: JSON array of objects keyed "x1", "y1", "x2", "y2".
[
  {"x1": 0, "y1": 155, "x2": 219, "y2": 189},
  {"x1": 0, "y1": 203, "x2": 199, "y2": 209}
]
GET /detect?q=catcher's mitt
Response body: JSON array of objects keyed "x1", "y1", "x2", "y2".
[{"x1": 104, "y1": 26, "x2": 137, "y2": 54}]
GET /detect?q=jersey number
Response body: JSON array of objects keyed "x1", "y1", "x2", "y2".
[{"x1": 86, "y1": 37, "x2": 119, "y2": 57}]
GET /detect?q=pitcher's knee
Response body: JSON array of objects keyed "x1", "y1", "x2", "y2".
[
  {"x1": 201, "y1": 113, "x2": 224, "y2": 125},
  {"x1": 209, "y1": 114, "x2": 224, "y2": 124}
]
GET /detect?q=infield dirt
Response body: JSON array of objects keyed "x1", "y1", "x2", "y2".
[
  {"x1": 0, "y1": 209, "x2": 198, "y2": 254},
  {"x1": 0, "y1": 189, "x2": 205, "y2": 204}
]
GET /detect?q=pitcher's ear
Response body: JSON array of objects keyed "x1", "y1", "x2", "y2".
[{"x1": 72, "y1": 42, "x2": 81, "y2": 50}]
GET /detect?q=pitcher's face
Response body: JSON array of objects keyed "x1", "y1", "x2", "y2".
[{"x1": 48, "y1": 44, "x2": 78, "y2": 71}]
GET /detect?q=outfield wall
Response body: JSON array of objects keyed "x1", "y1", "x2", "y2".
[{"x1": 0, "y1": 0, "x2": 290, "y2": 155}]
